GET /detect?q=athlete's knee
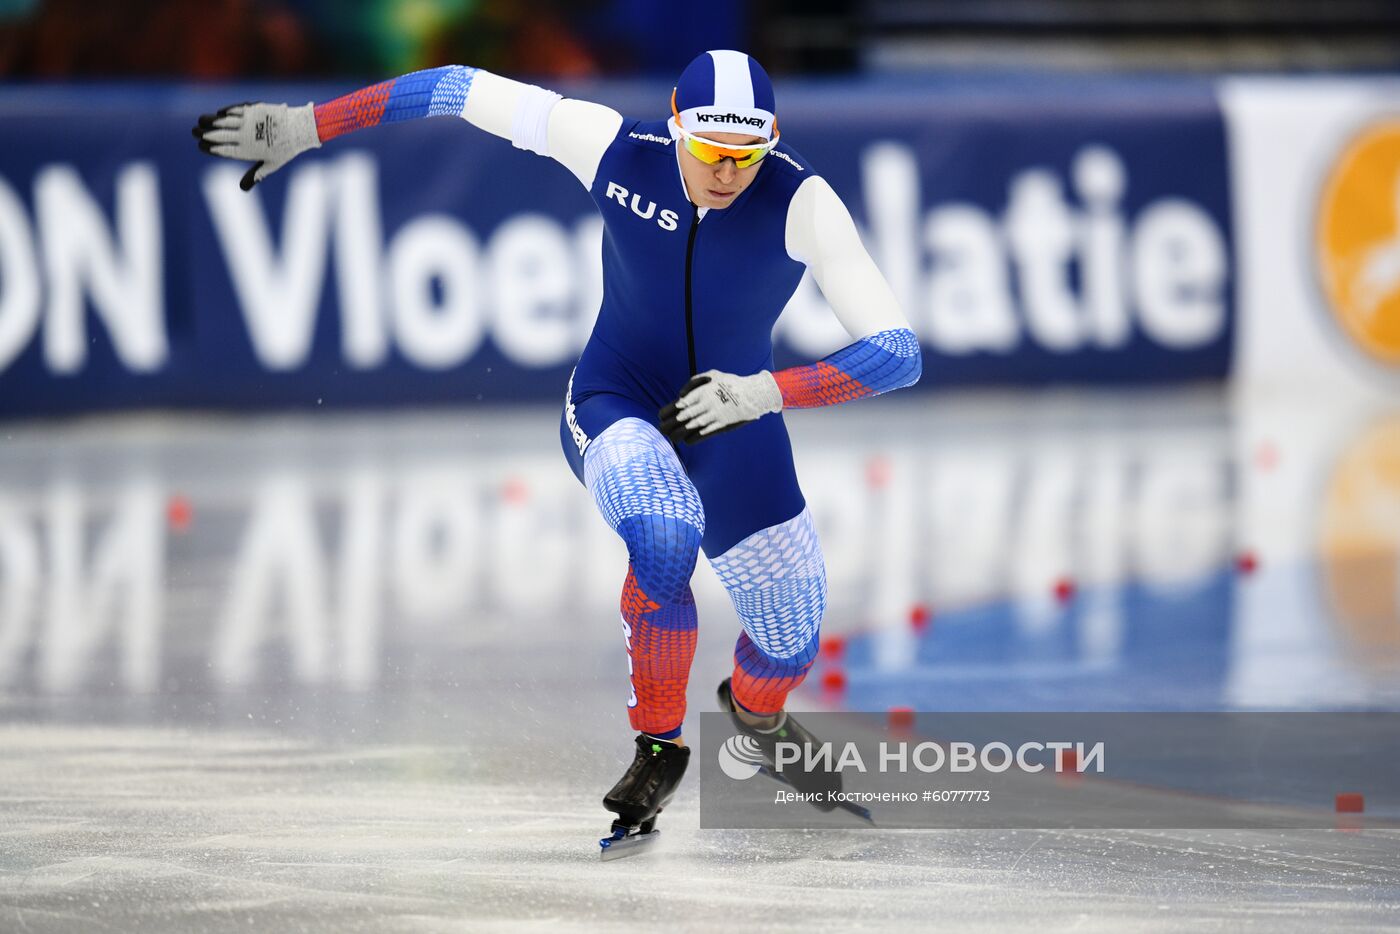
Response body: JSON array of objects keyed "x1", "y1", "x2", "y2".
[
  {"x1": 619, "y1": 514, "x2": 703, "y2": 605},
  {"x1": 745, "y1": 596, "x2": 823, "y2": 664},
  {"x1": 711, "y1": 507, "x2": 826, "y2": 659}
]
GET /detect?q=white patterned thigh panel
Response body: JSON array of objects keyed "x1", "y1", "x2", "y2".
[
  {"x1": 709, "y1": 507, "x2": 827, "y2": 659},
  {"x1": 583, "y1": 417, "x2": 705, "y2": 532}
]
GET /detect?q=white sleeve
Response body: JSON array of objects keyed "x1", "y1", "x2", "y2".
[
  {"x1": 784, "y1": 174, "x2": 911, "y2": 339},
  {"x1": 461, "y1": 70, "x2": 621, "y2": 190}
]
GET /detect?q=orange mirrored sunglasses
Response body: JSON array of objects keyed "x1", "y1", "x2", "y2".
[{"x1": 670, "y1": 89, "x2": 779, "y2": 169}]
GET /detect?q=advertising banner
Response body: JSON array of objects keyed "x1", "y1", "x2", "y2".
[
  {"x1": 1220, "y1": 77, "x2": 1400, "y2": 400},
  {"x1": 0, "y1": 79, "x2": 1235, "y2": 414}
]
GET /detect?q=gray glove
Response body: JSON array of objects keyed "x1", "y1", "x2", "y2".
[
  {"x1": 659, "y1": 369, "x2": 783, "y2": 445},
  {"x1": 193, "y1": 102, "x2": 321, "y2": 190}
]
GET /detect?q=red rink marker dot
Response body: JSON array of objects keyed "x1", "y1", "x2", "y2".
[
  {"x1": 166, "y1": 495, "x2": 193, "y2": 533},
  {"x1": 820, "y1": 636, "x2": 846, "y2": 660},
  {"x1": 1053, "y1": 577, "x2": 1076, "y2": 604},
  {"x1": 888, "y1": 706, "x2": 915, "y2": 729},
  {"x1": 1056, "y1": 747, "x2": 1082, "y2": 782},
  {"x1": 821, "y1": 669, "x2": 847, "y2": 693},
  {"x1": 1254, "y1": 440, "x2": 1279, "y2": 472},
  {"x1": 865, "y1": 456, "x2": 891, "y2": 490},
  {"x1": 1236, "y1": 550, "x2": 1259, "y2": 575},
  {"x1": 501, "y1": 477, "x2": 529, "y2": 504},
  {"x1": 909, "y1": 603, "x2": 931, "y2": 631},
  {"x1": 1336, "y1": 792, "x2": 1365, "y2": 813}
]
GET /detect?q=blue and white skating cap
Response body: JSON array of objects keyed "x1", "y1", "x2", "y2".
[{"x1": 671, "y1": 50, "x2": 777, "y2": 140}]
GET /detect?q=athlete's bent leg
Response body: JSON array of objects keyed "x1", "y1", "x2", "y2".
[
  {"x1": 584, "y1": 417, "x2": 705, "y2": 739},
  {"x1": 709, "y1": 507, "x2": 827, "y2": 715}
]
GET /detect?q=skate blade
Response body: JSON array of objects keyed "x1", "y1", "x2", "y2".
[
  {"x1": 838, "y1": 800, "x2": 876, "y2": 825},
  {"x1": 599, "y1": 829, "x2": 660, "y2": 861}
]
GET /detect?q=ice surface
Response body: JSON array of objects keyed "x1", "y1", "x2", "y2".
[{"x1": 1, "y1": 391, "x2": 1398, "y2": 931}]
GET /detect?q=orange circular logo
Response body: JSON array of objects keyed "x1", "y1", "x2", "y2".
[
  {"x1": 1320, "y1": 416, "x2": 1400, "y2": 654},
  {"x1": 1317, "y1": 121, "x2": 1400, "y2": 367}
]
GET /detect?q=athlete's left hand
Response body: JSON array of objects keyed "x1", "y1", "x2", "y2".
[{"x1": 659, "y1": 369, "x2": 783, "y2": 444}]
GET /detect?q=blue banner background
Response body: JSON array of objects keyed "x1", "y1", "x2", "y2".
[{"x1": 0, "y1": 78, "x2": 1234, "y2": 415}]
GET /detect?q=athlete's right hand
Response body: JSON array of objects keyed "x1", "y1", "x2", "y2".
[{"x1": 192, "y1": 102, "x2": 321, "y2": 190}]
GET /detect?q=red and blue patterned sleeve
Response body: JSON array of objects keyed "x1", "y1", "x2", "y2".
[
  {"x1": 772, "y1": 327, "x2": 922, "y2": 409},
  {"x1": 313, "y1": 65, "x2": 477, "y2": 142}
]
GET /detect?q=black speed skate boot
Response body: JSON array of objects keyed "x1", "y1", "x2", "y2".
[
  {"x1": 599, "y1": 734, "x2": 690, "y2": 860},
  {"x1": 717, "y1": 678, "x2": 867, "y2": 820}
]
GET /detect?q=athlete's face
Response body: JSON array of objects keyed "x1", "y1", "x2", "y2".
[{"x1": 679, "y1": 131, "x2": 767, "y2": 209}]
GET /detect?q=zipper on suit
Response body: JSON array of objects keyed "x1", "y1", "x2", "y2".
[{"x1": 683, "y1": 208, "x2": 699, "y2": 377}]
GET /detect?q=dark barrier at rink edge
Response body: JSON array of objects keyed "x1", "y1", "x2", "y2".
[
  {"x1": 698, "y1": 712, "x2": 1400, "y2": 830},
  {"x1": 0, "y1": 77, "x2": 1234, "y2": 416}
]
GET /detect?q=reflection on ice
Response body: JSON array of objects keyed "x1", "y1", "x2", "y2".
[{"x1": 0, "y1": 391, "x2": 1396, "y2": 709}]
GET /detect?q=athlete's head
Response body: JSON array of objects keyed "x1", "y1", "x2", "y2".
[{"x1": 670, "y1": 50, "x2": 778, "y2": 210}]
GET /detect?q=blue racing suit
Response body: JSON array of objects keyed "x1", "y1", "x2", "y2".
[{"x1": 560, "y1": 118, "x2": 812, "y2": 557}]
